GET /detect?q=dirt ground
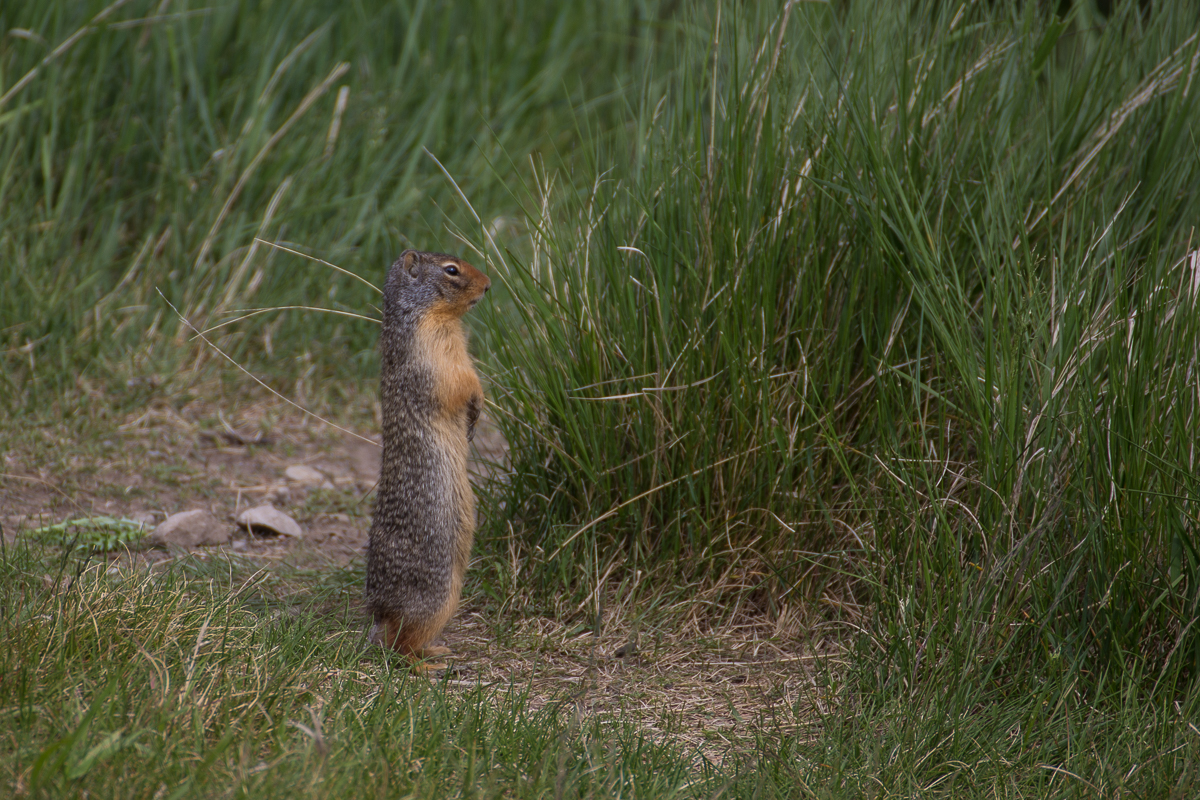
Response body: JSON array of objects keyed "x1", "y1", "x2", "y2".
[
  {"x1": 0, "y1": 395, "x2": 834, "y2": 765},
  {"x1": 3, "y1": 396, "x2": 418, "y2": 565}
]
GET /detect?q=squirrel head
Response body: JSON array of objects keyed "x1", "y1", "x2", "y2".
[{"x1": 384, "y1": 249, "x2": 491, "y2": 320}]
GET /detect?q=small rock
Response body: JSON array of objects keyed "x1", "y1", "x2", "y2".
[
  {"x1": 284, "y1": 465, "x2": 328, "y2": 486},
  {"x1": 237, "y1": 504, "x2": 303, "y2": 538},
  {"x1": 148, "y1": 510, "x2": 230, "y2": 548}
]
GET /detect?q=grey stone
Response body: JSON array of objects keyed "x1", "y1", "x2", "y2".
[
  {"x1": 148, "y1": 510, "x2": 230, "y2": 548},
  {"x1": 284, "y1": 464, "x2": 329, "y2": 486},
  {"x1": 237, "y1": 504, "x2": 303, "y2": 538}
]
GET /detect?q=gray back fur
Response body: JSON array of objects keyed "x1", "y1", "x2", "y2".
[{"x1": 364, "y1": 251, "x2": 466, "y2": 621}]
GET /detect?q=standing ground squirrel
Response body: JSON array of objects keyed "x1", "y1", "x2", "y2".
[{"x1": 365, "y1": 249, "x2": 491, "y2": 670}]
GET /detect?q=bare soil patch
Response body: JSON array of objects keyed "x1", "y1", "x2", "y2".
[{"x1": 2, "y1": 397, "x2": 388, "y2": 565}]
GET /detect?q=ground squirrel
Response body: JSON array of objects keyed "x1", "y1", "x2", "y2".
[{"x1": 365, "y1": 249, "x2": 491, "y2": 670}]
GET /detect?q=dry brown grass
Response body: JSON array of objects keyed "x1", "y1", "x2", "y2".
[{"x1": 441, "y1": 604, "x2": 845, "y2": 768}]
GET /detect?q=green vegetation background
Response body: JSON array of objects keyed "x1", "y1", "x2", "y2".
[{"x1": 3, "y1": 0, "x2": 1199, "y2": 796}]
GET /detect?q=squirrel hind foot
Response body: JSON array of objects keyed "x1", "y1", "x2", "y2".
[
  {"x1": 373, "y1": 616, "x2": 453, "y2": 670},
  {"x1": 402, "y1": 647, "x2": 451, "y2": 674}
]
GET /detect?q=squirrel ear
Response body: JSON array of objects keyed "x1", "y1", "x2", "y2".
[{"x1": 400, "y1": 250, "x2": 420, "y2": 278}]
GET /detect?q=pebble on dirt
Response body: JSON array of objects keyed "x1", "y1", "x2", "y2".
[
  {"x1": 236, "y1": 504, "x2": 303, "y2": 538},
  {"x1": 148, "y1": 510, "x2": 231, "y2": 548},
  {"x1": 284, "y1": 464, "x2": 334, "y2": 489}
]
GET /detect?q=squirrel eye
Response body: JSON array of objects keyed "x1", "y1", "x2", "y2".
[{"x1": 444, "y1": 265, "x2": 459, "y2": 276}]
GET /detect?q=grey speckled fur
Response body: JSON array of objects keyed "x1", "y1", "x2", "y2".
[{"x1": 364, "y1": 250, "x2": 488, "y2": 649}]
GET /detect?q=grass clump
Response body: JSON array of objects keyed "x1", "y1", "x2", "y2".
[{"x1": 480, "y1": 0, "x2": 1200, "y2": 690}]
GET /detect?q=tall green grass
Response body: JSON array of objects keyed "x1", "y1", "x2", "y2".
[
  {"x1": 0, "y1": 0, "x2": 665, "y2": 409},
  {"x1": 478, "y1": 0, "x2": 1200, "y2": 696}
]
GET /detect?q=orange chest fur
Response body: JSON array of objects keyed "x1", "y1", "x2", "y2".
[{"x1": 414, "y1": 311, "x2": 482, "y2": 424}]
